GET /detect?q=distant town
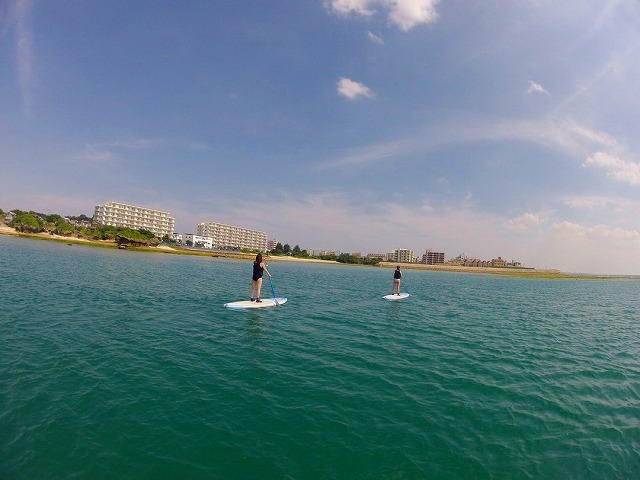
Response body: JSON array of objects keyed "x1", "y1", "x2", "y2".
[{"x1": 3, "y1": 200, "x2": 525, "y2": 268}]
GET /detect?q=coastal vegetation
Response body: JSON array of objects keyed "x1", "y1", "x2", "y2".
[
  {"x1": 268, "y1": 241, "x2": 381, "y2": 265},
  {"x1": 4, "y1": 209, "x2": 158, "y2": 246}
]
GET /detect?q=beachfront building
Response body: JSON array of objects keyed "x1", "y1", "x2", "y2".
[
  {"x1": 172, "y1": 233, "x2": 213, "y2": 249},
  {"x1": 267, "y1": 239, "x2": 278, "y2": 251},
  {"x1": 491, "y1": 256, "x2": 507, "y2": 267},
  {"x1": 462, "y1": 258, "x2": 491, "y2": 267},
  {"x1": 422, "y1": 249, "x2": 445, "y2": 265},
  {"x1": 93, "y1": 201, "x2": 175, "y2": 238},
  {"x1": 196, "y1": 221, "x2": 267, "y2": 252},
  {"x1": 387, "y1": 248, "x2": 415, "y2": 263}
]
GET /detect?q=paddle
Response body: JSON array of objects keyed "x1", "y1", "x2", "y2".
[{"x1": 268, "y1": 273, "x2": 280, "y2": 306}]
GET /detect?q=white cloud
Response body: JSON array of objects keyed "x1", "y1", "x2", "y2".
[
  {"x1": 526, "y1": 80, "x2": 549, "y2": 95},
  {"x1": 367, "y1": 31, "x2": 384, "y2": 44},
  {"x1": 553, "y1": 221, "x2": 640, "y2": 242},
  {"x1": 327, "y1": 0, "x2": 376, "y2": 17},
  {"x1": 337, "y1": 77, "x2": 374, "y2": 100},
  {"x1": 387, "y1": 0, "x2": 439, "y2": 31},
  {"x1": 528, "y1": 220, "x2": 640, "y2": 274},
  {"x1": 504, "y1": 213, "x2": 541, "y2": 231},
  {"x1": 563, "y1": 195, "x2": 635, "y2": 211},
  {"x1": 317, "y1": 115, "x2": 624, "y2": 169},
  {"x1": 583, "y1": 151, "x2": 640, "y2": 186},
  {"x1": 327, "y1": 0, "x2": 439, "y2": 31},
  {"x1": 72, "y1": 145, "x2": 120, "y2": 163}
]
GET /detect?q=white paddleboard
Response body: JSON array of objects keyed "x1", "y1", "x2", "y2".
[
  {"x1": 224, "y1": 298, "x2": 287, "y2": 309},
  {"x1": 383, "y1": 293, "x2": 410, "y2": 301}
]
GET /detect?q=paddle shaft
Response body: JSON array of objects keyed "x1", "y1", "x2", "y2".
[{"x1": 268, "y1": 274, "x2": 279, "y2": 306}]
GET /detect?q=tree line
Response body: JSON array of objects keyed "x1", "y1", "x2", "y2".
[
  {"x1": 1, "y1": 209, "x2": 158, "y2": 245},
  {"x1": 269, "y1": 241, "x2": 381, "y2": 265}
]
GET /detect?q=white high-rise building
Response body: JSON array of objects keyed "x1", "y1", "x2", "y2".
[
  {"x1": 196, "y1": 221, "x2": 267, "y2": 252},
  {"x1": 93, "y1": 201, "x2": 175, "y2": 238}
]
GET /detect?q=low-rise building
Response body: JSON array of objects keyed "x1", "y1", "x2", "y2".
[
  {"x1": 462, "y1": 258, "x2": 491, "y2": 267},
  {"x1": 172, "y1": 233, "x2": 213, "y2": 249},
  {"x1": 491, "y1": 256, "x2": 507, "y2": 267}
]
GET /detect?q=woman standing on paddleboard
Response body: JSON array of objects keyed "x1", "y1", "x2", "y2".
[
  {"x1": 392, "y1": 265, "x2": 402, "y2": 295},
  {"x1": 250, "y1": 253, "x2": 271, "y2": 303}
]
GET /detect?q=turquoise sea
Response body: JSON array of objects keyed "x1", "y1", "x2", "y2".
[{"x1": 1, "y1": 235, "x2": 639, "y2": 479}]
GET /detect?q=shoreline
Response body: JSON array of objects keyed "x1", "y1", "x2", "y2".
[{"x1": 0, "y1": 225, "x2": 633, "y2": 280}]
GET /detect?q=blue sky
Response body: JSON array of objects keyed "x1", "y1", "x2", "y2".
[{"x1": 2, "y1": 1, "x2": 640, "y2": 274}]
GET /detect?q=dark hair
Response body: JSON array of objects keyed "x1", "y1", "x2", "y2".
[
  {"x1": 396, "y1": 265, "x2": 400, "y2": 270},
  {"x1": 255, "y1": 253, "x2": 263, "y2": 263}
]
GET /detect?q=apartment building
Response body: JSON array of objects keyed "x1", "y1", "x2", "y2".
[
  {"x1": 196, "y1": 221, "x2": 267, "y2": 252},
  {"x1": 93, "y1": 201, "x2": 175, "y2": 238},
  {"x1": 491, "y1": 256, "x2": 507, "y2": 267},
  {"x1": 387, "y1": 248, "x2": 415, "y2": 263},
  {"x1": 422, "y1": 249, "x2": 445, "y2": 265}
]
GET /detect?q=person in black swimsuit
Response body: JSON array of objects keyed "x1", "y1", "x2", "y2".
[
  {"x1": 392, "y1": 265, "x2": 402, "y2": 295},
  {"x1": 250, "y1": 253, "x2": 271, "y2": 302}
]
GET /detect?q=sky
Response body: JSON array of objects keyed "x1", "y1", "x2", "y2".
[{"x1": 2, "y1": 0, "x2": 640, "y2": 274}]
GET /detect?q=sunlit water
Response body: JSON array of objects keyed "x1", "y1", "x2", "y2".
[{"x1": 1, "y1": 236, "x2": 639, "y2": 479}]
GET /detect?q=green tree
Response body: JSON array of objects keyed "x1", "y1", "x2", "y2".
[
  {"x1": 54, "y1": 220, "x2": 74, "y2": 235},
  {"x1": 44, "y1": 213, "x2": 65, "y2": 224},
  {"x1": 283, "y1": 243, "x2": 291, "y2": 254},
  {"x1": 137, "y1": 229, "x2": 156, "y2": 240},
  {"x1": 337, "y1": 253, "x2": 361, "y2": 264},
  {"x1": 9, "y1": 213, "x2": 44, "y2": 233},
  {"x1": 67, "y1": 214, "x2": 92, "y2": 222},
  {"x1": 362, "y1": 257, "x2": 382, "y2": 266}
]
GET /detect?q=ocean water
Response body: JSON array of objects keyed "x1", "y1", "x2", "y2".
[{"x1": 1, "y1": 235, "x2": 638, "y2": 479}]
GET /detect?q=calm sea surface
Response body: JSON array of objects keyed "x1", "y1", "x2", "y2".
[{"x1": 1, "y1": 236, "x2": 639, "y2": 479}]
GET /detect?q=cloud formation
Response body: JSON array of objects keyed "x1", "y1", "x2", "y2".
[
  {"x1": 526, "y1": 81, "x2": 549, "y2": 95},
  {"x1": 504, "y1": 213, "x2": 541, "y2": 231},
  {"x1": 317, "y1": 115, "x2": 625, "y2": 169},
  {"x1": 553, "y1": 221, "x2": 640, "y2": 242},
  {"x1": 367, "y1": 31, "x2": 384, "y2": 44},
  {"x1": 327, "y1": 0, "x2": 440, "y2": 31},
  {"x1": 337, "y1": 77, "x2": 374, "y2": 100},
  {"x1": 583, "y1": 152, "x2": 640, "y2": 186}
]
